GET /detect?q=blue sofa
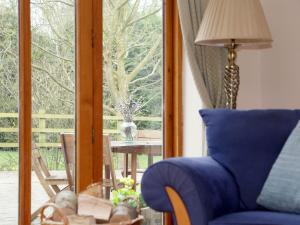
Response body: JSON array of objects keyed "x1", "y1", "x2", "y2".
[{"x1": 141, "y1": 109, "x2": 300, "y2": 225}]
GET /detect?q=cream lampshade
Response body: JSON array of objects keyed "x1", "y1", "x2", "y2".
[{"x1": 195, "y1": 0, "x2": 273, "y2": 109}]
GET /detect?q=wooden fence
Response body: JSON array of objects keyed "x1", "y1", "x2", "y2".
[{"x1": 0, "y1": 112, "x2": 162, "y2": 148}]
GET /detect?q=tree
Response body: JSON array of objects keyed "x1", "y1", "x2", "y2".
[
  {"x1": 103, "y1": 0, "x2": 163, "y2": 120},
  {"x1": 0, "y1": 0, "x2": 75, "y2": 150},
  {"x1": 31, "y1": 0, "x2": 75, "y2": 114},
  {"x1": 0, "y1": 0, "x2": 163, "y2": 149}
]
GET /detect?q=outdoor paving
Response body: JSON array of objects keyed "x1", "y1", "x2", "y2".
[
  {"x1": 0, "y1": 171, "x2": 65, "y2": 225},
  {"x1": 0, "y1": 170, "x2": 143, "y2": 225}
]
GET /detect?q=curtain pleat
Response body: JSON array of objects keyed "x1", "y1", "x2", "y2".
[{"x1": 177, "y1": 0, "x2": 227, "y2": 108}]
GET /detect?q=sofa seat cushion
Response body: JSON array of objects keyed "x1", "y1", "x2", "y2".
[{"x1": 209, "y1": 211, "x2": 300, "y2": 225}]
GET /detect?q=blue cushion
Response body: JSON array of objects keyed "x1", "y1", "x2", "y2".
[
  {"x1": 257, "y1": 121, "x2": 300, "y2": 214},
  {"x1": 200, "y1": 109, "x2": 300, "y2": 210},
  {"x1": 209, "y1": 211, "x2": 300, "y2": 225}
]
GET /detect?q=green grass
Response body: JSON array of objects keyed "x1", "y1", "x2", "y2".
[
  {"x1": 0, "y1": 149, "x2": 65, "y2": 171},
  {"x1": 0, "y1": 150, "x2": 163, "y2": 171},
  {"x1": 0, "y1": 151, "x2": 18, "y2": 171},
  {"x1": 113, "y1": 154, "x2": 163, "y2": 170}
]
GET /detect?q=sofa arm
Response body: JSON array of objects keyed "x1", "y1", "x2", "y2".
[{"x1": 141, "y1": 157, "x2": 240, "y2": 225}]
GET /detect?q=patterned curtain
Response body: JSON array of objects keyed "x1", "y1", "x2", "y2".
[{"x1": 177, "y1": 0, "x2": 227, "y2": 108}]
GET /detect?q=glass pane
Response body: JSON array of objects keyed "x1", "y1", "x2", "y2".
[
  {"x1": 0, "y1": 0, "x2": 19, "y2": 224},
  {"x1": 103, "y1": 0, "x2": 163, "y2": 224},
  {"x1": 30, "y1": 0, "x2": 75, "y2": 223}
]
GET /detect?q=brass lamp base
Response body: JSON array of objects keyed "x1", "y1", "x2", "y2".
[{"x1": 224, "y1": 40, "x2": 240, "y2": 109}]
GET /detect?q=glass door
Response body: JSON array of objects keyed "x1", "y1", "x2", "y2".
[
  {"x1": 30, "y1": 0, "x2": 76, "y2": 223},
  {"x1": 0, "y1": 0, "x2": 179, "y2": 224},
  {"x1": 102, "y1": 0, "x2": 163, "y2": 224},
  {"x1": 0, "y1": 0, "x2": 19, "y2": 224}
]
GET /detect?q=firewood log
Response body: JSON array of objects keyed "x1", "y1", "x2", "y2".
[
  {"x1": 110, "y1": 203, "x2": 138, "y2": 223},
  {"x1": 78, "y1": 194, "x2": 113, "y2": 222}
]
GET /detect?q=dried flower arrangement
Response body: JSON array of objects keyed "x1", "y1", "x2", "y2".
[{"x1": 115, "y1": 96, "x2": 142, "y2": 122}]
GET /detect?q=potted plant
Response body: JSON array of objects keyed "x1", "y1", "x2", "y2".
[{"x1": 112, "y1": 177, "x2": 161, "y2": 225}]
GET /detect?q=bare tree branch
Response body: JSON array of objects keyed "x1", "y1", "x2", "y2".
[
  {"x1": 122, "y1": 0, "x2": 141, "y2": 30},
  {"x1": 32, "y1": 42, "x2": 73, "y2": 62},
  {"x1": 127, "y1": 39, "x2": 160, "y2": 81},
  {"x1": 127, "y1": 8, "x2": 161, "y2": 27},
  {"x1": 130, "y1": 59, "x2": 161, "y2": 84},
  {"x1": 32, "y1": 64, "x2": 74, "y2": 94},
  {"x1": 131, "y1": 79, "x2": 162, "y2": 95},
  {"x1": 137, "y1": 92, "x2": 160, "y2": 111},
  {"x1": 31, "y1": 0, "x2": 74, "y2": 7},
  {"x1": 41, "y1": 7, "x2": 73, "y2": 47},
  {"x1": 103, "y1": 104, "x2": 116, "y2": 115},
  {"x1": 116, "y1": 0, "x2": 129, "y2": 10}
]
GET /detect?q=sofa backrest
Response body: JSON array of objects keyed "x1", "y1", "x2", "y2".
[{"x1": 200, "y1": 109, "x2": 300, "y2": 210}]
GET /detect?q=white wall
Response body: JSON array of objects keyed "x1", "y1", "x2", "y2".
[
  {"x1": 237, "y1": 51, "x2": 262, "y2": 109},
  {"x1": 260, "y1": 0, "x2": 300, "y2": 109},
  {"x1": 182, "y1": 49, "x2": 204, "y2": 157},
  {"x1": 183, "y1": 0, "x2": 300, "y2": 156},
  {"x1": 238, "y1": 0, "x2": 300, "y2": 109}
]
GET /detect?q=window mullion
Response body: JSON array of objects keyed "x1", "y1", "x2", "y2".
[{"x1": 19, "y1": 0, "x2": 32, "y2": 224}]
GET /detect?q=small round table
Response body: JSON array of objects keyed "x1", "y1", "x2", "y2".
[{"x1": 111, "y1": 140, "x2": 162, "y2": 185}]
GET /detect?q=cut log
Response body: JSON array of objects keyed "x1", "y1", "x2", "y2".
[{"x1": 78, "y1": 194, "x2": 113, "y2": 221}]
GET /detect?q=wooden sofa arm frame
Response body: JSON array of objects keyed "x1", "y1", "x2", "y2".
[{"x1": 165, "y1": 186, "x2": 191, "y2": 225}]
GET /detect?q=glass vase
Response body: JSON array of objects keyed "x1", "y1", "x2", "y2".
[{"x1": 120, "y1": 121, "x2": 137, "y2": 142}]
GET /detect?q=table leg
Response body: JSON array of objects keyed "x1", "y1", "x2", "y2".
[
  {"x1": 123, "y1": 153, "x2": 129, "y2": 177},
  {"x1": 131, "y1": 153, "x2": 137, "y2": 188},
  {"x1": 148, "y1": 155, "x2": 154, "y2": 166},
  {"x1": 105, "y1": 165, "x2": 111, "y2": 199}
]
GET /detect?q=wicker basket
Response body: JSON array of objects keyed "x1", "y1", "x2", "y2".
[
  {"x1": 40, "y1": 203, "x2": 69, "y2": 225},
  {"x1": 100, "y1": 216, "x2": 143, "y2": 225},
  {"x1": 81, "y1": 182, "x2": 104, "y2": 198},
  {"x1": 40, "y1": 203, "x2": 143, "y2": 225}
]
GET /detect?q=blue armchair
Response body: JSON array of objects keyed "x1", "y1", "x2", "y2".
[{"x1": 141, "y1": 109, "x2": 300, "y2": 225}]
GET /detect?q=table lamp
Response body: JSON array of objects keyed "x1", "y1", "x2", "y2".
[{"x1": 195, "y1": 0, "x2": 273, "y2": 109}]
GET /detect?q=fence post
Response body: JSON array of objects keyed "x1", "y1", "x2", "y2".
[{"x1": 38, "y1": 109, "x2": 46, "y2": 146}]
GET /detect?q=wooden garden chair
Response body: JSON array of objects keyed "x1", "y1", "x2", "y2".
[
  {"x1": 60, "y1": 133, "x2": 76, "y2": 191},
  {"x1": 137, "y1": 130, "x2": 161, "y2": 166},
  {"x1": 137, "y1": 130, "x2": 161, "y2": 141},
  {"x1": 60, "y1": 133, "x2": 119, "y2": 199},
  {"x1": 31, "y1": 144, "x2": 69, "y2": 221},
  {"x1": 103, "y1": 134, "x2": 118, "y2": 198}
]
